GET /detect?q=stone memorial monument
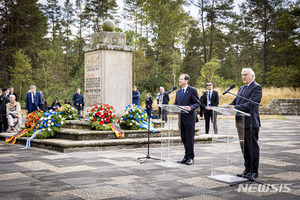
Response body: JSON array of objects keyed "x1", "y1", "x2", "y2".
[{"x1": 84, "y1": 20, "x2": 133, "y2": 116}]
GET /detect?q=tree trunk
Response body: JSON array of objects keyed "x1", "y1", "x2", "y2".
[
  {"x1": 78, "y1": 19, "x2": 82, "y2": 77},
  {"x1": 263, "y1": 5, "x2": 268, "y2": 85},
  {"x1": 66, "y1": 29, "x2": 69, "y2": 86},
  {"x1": 251, "y1": 36, "x2": 254, "y2": 68},
  {"x1": 201, "y1": 0, "x2": 207, "y2": 63},
  {"x1": 52, "y1": 16, "x2": 55, "y2": 43},
  {"x1": 209, "y1": 0, "x2": 214, "y2": 62}
]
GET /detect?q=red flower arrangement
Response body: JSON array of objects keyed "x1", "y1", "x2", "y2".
[
  {"x1": 87, "y1": 103, "x2": 120, "y2": 131},
  {"x1": 23, "y1": 110, "x2": 44, "y2": 136}
]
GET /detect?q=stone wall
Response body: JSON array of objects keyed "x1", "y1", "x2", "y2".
[{"x1": 262, "y1": 98, "x2": 300, "y2": 115}]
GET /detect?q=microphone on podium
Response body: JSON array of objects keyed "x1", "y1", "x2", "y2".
[
  {"x1": 222, "y1": 84, "x2": 236, "y2": 95},
  {"x1": 166, "y1": 86, "x2": 177, "y2": 94}
]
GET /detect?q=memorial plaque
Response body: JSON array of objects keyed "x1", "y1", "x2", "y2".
[{"x1": 85, "y1": 52, "x2": 102, "y2": 106}]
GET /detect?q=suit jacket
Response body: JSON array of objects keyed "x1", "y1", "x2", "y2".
[
  {"x1": 0, "y1": 94, "x2": 10, "y2": 113},
  {"x1": 72, "y1": 93, "x2": 84, "y2": 105},
  {"x1": 201, "y1": 90, "x2": 219, "y2": 109},
  {"x1": 174, "y1": 86, "x2": 200, "y2": 124},
  {"x1": 156, "y1": 92, "x2": 169, "y2": 105},
  {"x1": 26, "y1": 92, "x2": 42, "y2": 113},
  {"x1": 230, "y1": 81, "x2": 262, "y2": 128},
  {"x1": 132, "y1": 91, "x2": 140, "y2": 105},
  {"x1": 145, "y1": 97, "x2": 153, "y2": 109}
]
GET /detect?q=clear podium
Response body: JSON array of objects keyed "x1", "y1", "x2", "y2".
[
  {"x1": 207, "y1": 107, "x2": 250, "y2": 184},
  {"x1": 158, "y1": 104, "x2": 188, "y2": 167}
]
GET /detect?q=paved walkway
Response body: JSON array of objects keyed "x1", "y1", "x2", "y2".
[{"x1": 0, "y1": 117, "x2": 299, "y2": 200}]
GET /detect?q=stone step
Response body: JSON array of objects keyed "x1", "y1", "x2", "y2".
[
  {"x1": 63, "y1": 120, "x2": 165, "y2": 129},
  {"x1": 56, "y1": 128, "x2": 202, "y2": 141},
  {"x1": 0, "y1": 132, "x2": 230, "y2": 153},
  {"x1": 56, "y1": 128, "x2": 168, "y2": 140}
]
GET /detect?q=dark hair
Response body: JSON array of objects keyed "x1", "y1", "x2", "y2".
[{"x1": 181, "y1": 74, "x2": 190, "y2": 81}]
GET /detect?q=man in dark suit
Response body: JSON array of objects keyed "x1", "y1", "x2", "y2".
[
  {"x1": 73, "y1": 88, "x2": 84, "y2": 120},
  {"x1": 0, "y1": 88, "x2": 10, "y2": 132},
  {"x1": 201, "y1": 81, "x2": 219, "y2": 134},
  {"x1": 156, "y1": 87, "x2": 170, "y2": 122},
  {"x1": 174, "y1": 74, "x2": 200, "y2": 165},
  {"x1": 228, "y1": 68, "x2": 262, "y2": 179},
  {"x1": 26, "y1": 85, "x2": 43, "y2": 115},
  {"x1": 132, "y1": 86, "x2": 140, "y2": 106}
]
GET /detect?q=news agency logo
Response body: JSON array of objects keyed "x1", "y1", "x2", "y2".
[{"x1": 237, "y1": 183, "x2": 292, "y2": 193}]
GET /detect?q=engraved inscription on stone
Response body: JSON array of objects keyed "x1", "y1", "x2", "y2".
[
  {"x1": 85, "y1": 53, "x2": 102, "y2": 106},
  {"x1": 86, "y1": 77, "x2": 101, "y2": 91}
]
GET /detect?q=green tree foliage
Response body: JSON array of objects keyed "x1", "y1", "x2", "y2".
[
  {"x1": 131, "y1": 0, "x2": 189, "y2": 93},
  {"x1": 84, "y1": 0, "x2": 118, "y2": 32},
  {"x1": 240, "y1": 0, "x2": 284, "y2": 85},
  {"x1": 267, "y1": 65, "x2": 300, "y2": 87},
  {"x1": 43, "y1": 0, "x2": 61, "y2": 43},
  {"x1": 0, "y1": 0, "x2": 47, "y2": 86},
  {"x1": 9, "y1": 50, "x2": 32, "y2": 101},
  {"x1": 198, "y1": 59, "x2": 231, "y2": 87},
  {"x1": 62, "y1": 0, "x2": 75, "y2": 84},
  {"x1": 182, "y1": 20, "x2": 203, "y2": 86},
  {"x1": 75, "y1": 0, "x2": 87, "y2": 77}
]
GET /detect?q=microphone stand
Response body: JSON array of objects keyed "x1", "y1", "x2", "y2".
[
  {"x1": 138, "y1": 113, "x2": 163, "y2": 164},
  {"x1": 225, "y1": 91, "x2": 268, "y2": 187}
]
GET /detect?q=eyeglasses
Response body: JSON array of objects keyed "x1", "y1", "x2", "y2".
[
  {"x1": 241, "y1": 74, "x2": 250, "y2": 77},
  {"x1": 206, "y1": 84, "x2": 212, "y2": 86}
]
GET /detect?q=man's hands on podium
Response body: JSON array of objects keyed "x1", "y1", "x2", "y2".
[{"x1": 184, "y1": 106, "x2": 191, "y2": 111}]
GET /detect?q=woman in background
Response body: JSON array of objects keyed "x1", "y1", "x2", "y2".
[{"x1": 6, "y1": 95, "x2": 22, "y2": 132}]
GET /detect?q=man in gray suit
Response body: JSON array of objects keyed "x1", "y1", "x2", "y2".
[{"x1": 228, "y1": 68, "x2": 262, "y2": 179}]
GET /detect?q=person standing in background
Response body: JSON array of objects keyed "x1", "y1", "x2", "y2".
[
  {"x1": 73, "y1": 88, "x2": 84, "y2": 120},
  {"x1": 156, "y1": 87, "x2": 170, "y2": 122},
  {"x1": 9, "y1": 87, "x2": 17, "y2": 101},
  {"x1": 25, "y1": 85, "x2": 42, "y2": 115},
  {"x1": 201, "y1": 81, "x2": 219, "y2": 134},
  {"x1": 145, "y1": 93, "x2": 153, "y2": 117},
  {"x1": 0, "y1": 88, "x2": 10, "y2": 132},
  {"x1": 132, "y1": 86, "x2": 140, "y2": 106}
]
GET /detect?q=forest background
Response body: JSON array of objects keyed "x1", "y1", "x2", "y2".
[{"x1": 0, "y1": 0, "x2": 299, "y2": 108}]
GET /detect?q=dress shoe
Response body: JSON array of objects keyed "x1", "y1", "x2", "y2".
[
  {"x1": 177, "y1": 158, "x2": 187, "y2": 164},
  {"x1": 186, "y1": 159, "x2": 194, "y2": 165},
  {"x1": 236, "y1": 170, "x2": 249, "y2": 177},
  {"x1": 244, "y1": 172, "x2": 258, "y2": 179}
]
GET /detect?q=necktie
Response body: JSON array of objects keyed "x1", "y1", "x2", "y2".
[
  {"x1": 181, "y1": 89, "x2": 185, "y2": 102},
  {"x1": 33, "y1": 92, "x2": 36, "y2": 103},
  {"x1": 242, "y1": 85, "x2": 248, "y2": 96},
  {"x1": 208, "y1": 91, "x2": 211, "y2": 106}
]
